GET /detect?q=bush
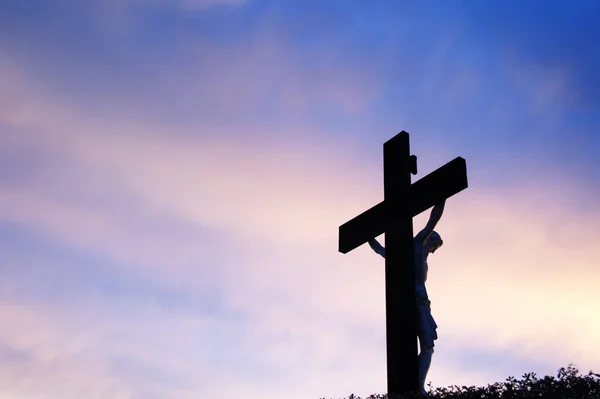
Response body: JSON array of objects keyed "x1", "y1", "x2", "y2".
[{"x1": 322, "y1": 364, "x2": 600, "y2": 399}]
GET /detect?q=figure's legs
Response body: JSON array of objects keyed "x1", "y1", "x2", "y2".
[{"x1": 418, "y1": 337, "x2": 434, "y2": 397}]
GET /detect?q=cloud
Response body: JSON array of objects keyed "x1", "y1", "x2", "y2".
[
  {"x1": 156, "y1": 34, "x2": 385, "y2": 122},
  {"x1": 0, "y1": 55, "x2": 387, "y2": 396},
  {"x1": 177, "y1": 0, "x2": 246, "y2": 9},
  {"x1": 140, "y1": 0, "x2": 247, "y2": 10},
  {"x1": 498, "y1": 50, "x2": 575, "y2": 116},
  {"x1": 3, "y1": 62, "x2": 600, "y2": 396},
  {"x1": 0, "y1": 299, "x2": 260, "y2": 398},
  {"x1": 0, "y1": 2, "x2": 386, "y2": 128},
  {"x1": 1, "y1": 14, "x2": 600, "y2": 399}
]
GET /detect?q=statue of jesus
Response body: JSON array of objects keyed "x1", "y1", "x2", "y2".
[{"x1": 368, "y1": 200, "x2": 445, "y2": 397}]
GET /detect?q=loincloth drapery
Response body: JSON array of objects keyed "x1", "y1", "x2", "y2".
[{"x1": 416, "y1": 296, "x2": 438, "y2": 348}]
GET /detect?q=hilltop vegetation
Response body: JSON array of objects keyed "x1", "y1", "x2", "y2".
[{"x1": 324, "y1": 364, "x2": 600, "y2": 399}]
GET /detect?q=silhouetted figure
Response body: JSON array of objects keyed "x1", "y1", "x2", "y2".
[{"x1": 368, "y1": 200, "x2": 445, "y2": 397}]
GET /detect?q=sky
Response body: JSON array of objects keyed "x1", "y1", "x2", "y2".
[{"x1": 1, "y1": 0, "x2": 600, "y2": 398}]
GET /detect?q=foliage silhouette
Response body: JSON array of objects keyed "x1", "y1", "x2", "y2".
[{"x1": 321, "y1": 364, "x2": 600, "y2": 399}]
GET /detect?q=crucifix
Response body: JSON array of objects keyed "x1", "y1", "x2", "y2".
[{"x1": 338, "y1": 131, "x2": 468, "y2": 396}]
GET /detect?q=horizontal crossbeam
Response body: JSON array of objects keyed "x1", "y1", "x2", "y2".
[{"x1": 338, "y1": 157, "x2": 468, "y2": 254}]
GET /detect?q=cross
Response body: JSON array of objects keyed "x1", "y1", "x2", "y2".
[{"x1": 338, "y1": 131, "x2": 468, "y2": 396}]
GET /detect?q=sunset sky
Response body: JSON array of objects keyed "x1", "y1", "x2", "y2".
[{"x1": 1, "y1": 1, "x2": 600, "y2": 398}]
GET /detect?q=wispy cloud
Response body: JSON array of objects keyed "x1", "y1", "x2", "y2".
[
  {"x1": 146, "y1": 0, "x2": 247, "y2": 10},
  {"x1": 0, "y1": 2, "x2": 599, "y2": 397}
]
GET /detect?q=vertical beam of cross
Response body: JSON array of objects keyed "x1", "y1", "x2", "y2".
[{"x1": 383, "y1": 133, "x2": 419, "y2": 394}]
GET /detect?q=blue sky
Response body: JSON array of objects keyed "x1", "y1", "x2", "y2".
[{"x1": 1, "y1": 1, "x2": 600, "y2": 398}]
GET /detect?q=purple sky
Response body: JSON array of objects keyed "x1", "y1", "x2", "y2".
[{"x1": 1, "y1": 1, "x2": 600, "y2": 398}]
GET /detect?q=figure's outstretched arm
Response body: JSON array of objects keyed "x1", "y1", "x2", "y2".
[
  {"x1": 415, "y1": 199, "x2": 446, "y2": 241},
  {"x1": 368, "y1": 238, "x2": 386, "y2": 258}
]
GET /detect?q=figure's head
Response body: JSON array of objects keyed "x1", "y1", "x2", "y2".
[{"x1": 424, "y1": 231, "x2": 443, "y2": 254}]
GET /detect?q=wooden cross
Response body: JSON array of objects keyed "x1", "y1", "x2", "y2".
[{"x1": 338, "y1": 131, "x2": 468, "y2": 396}]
